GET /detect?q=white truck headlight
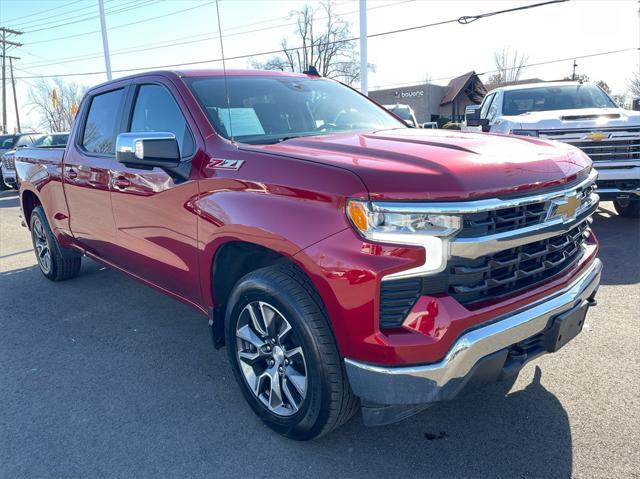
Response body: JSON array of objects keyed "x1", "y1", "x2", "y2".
[{"x1": 346, "y1": 200, "x2": 461, "y2": 278}]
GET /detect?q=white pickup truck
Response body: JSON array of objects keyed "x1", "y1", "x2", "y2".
[{"x1": 465, "y1": 81, "x2": 640, "y2": 217}]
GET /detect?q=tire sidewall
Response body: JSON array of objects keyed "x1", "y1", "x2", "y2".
[
  {"x1": 30, "y1": 207, "x2": 58, "y2": 280},
  {"x1": 225, "y1": 272, "x2": 333, "y2": 439},
  {"x1": 614, "y1": 199, "x2": 640, "y2": 218}
]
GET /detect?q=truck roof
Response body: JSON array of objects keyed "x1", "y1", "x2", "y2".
[{"x1": 87, "y1": 69, "x2": 318, "y2": 93}]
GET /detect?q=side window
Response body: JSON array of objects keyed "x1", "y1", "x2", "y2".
[
  {"x1": 16, "y1": 136, "x2": 33, "y2": 147},
  {"x1": 82, "y1": 89, "x2": 124, "y2": 154},
  {"x1": 486, "y1": 94, "x2": 500, "y2": 121},
  {"x1": 130, "y1": 84, "x2": 194, "y2": 158},
  {"x1": 480, "y1": 93, "x2": 495, "y2": 119}
]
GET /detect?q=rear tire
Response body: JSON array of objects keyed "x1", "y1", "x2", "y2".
[
  {"x1": 613, "y1": 199, "x2": 640, "y2": 218},
  {"x1": 225, "y1": 263, "x2": 358, "y2": 440},
  {"x1": 30, "y1": 206, "x2": 81, "y2": 281}
]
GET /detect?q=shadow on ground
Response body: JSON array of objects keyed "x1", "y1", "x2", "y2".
[
  {"x1": 1, "y1": 258, "x2": 572, "y2": 478},
  {"x1": 590, "y1": 202, "x2": 640, "y2": 285},
  {"x1": 0, "y1": 189, "x2": 19, "y2": 208},
  {"x1": 4, "y1": 201, "x2": 638, "y2": 478}
]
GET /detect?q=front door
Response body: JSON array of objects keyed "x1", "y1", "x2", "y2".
[{"x1": 109, "y1": 81, "x2": 201, "y2": 306}]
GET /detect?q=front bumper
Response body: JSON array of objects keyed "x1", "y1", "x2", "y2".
[
  {"x1": 345, "y1": 257, "x2": 602, "y2": 410},
  {"x1": 594, "y1": 165, "x2": 640, "y2": 200}
]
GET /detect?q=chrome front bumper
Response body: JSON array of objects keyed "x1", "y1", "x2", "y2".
[{"x1": 345, "y1": 258, "x2": 602, "y2": 406}]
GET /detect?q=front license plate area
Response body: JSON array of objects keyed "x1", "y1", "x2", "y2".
[{"x1": 543, "y1": 300, "x2": 589, "y2": 353}]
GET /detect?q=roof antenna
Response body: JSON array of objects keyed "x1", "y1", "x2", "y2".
[
  {"x1": 303, "y1": 65, "x2": 321, "y2": 77},
  {"x1": 215, "y1": 0, "x2": 234, "y2": 142}
]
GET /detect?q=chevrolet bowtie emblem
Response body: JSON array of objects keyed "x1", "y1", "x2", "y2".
[
  {"x1": 547, "y1": 194, "x2": 580, "y2": 221},
  {"x1": 583, "y1": 132, "x2": 610, "y2": 142}
]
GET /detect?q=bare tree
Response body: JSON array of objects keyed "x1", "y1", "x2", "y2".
[
  {"x1": 250, "y1": 1, "x2": 360, "y2": 85},
  {"x1": 629, "y1": 72, "x2": 640, "y2": 97},
  {"x1": 488, "y1": 47, "x2": 528, "y2": 85},
  {"x1": 28, "y1": 78, "x2": 86, "y2": 132}
]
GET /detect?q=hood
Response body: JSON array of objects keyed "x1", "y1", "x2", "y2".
[
  {"x1": 504, "y1": 107, "x2": 640, "y2": 131},
  {"x1": 248, "y1": 128, "x2": 591, "y2": 201}
]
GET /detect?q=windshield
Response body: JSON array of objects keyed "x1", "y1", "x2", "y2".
[
  {"x1": 502, "y1": 84, "x2": 617, "y2": 115},
  {"x1": 185, "y1": 76, "x2": 405, "y2": 144},
  {"x1": 0, "y1": 135, "x2": 17, "y2": 149},
  {"x1": 388, "y1": 107, "x2": 413, "y2": 121},
  {"x1": 33, "y1": 134, "x2": 69, "y2": 147}
]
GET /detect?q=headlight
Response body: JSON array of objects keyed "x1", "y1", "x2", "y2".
[
  {"x1": 510, "y1": 129, "x2": 539, "y2": 137},
  {"x1": 346, "y1": 200, "x2": 461, "y2": 278}
]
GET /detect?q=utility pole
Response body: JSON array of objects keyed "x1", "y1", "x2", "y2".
[
  {"x1": 572, "y1": 59, "x2": 578, "y2": 81},
  {"x1": 98, "y1": 0, "x2": 113, "y2": 80},
  {"x1": 9, "y1": 57, "x2": 20, "y2": 132},
  {"x1": 0, "y1": 27, "x2": 23, "y2": 134},
  {"x1": 359, "y1": 0, "x2": 368, "y2": 96}
]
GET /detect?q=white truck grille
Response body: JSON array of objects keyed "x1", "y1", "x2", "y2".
[{"x1": 539, "y1": 127, "x2": 640, "y2": 163}]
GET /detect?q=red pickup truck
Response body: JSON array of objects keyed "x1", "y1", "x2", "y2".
[{"x1": 15, "y1": 70, "x2": 602, "y2": 440}]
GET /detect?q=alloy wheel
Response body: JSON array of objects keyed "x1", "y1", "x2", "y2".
[
  {"x1": 235, "y1": 301, "x2": 308, "y2": 417},
  {"x1": 32, "y1": 217, "x2": 51, "y2": 274}
]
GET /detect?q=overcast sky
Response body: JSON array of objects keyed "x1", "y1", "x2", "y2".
[{"x1": 1, "y1": 0, "x2": 638, "y2": 131}]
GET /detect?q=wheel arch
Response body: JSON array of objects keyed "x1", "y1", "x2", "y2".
[
  {"x1": 207, "y1": 238, "x2": 340, "y2": 350},
  {"x1": 21, "y1": 188, "x2": 42, "y2": 229}
]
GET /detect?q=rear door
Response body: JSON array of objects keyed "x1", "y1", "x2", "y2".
[
  {"x1": 63, "y1": 83, "x2": 128, "y2": 258},
  {"x1": 109, "y1": 79, "x2": 201, "y2": 305}
]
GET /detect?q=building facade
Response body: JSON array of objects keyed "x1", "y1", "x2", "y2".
[{"x1": 369, "y1": 71, "x2": 487, "y2": 124}]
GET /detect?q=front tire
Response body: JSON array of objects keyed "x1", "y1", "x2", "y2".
[
  {"x1": 225, "y1": 263, "x2": 358, "y2": 440},
  {"x1": 613, "y1": 199, "x2": 640, "y2": 218},
  {"x1": 30, "y1": 206, "x2": 81, "y2": 281}
]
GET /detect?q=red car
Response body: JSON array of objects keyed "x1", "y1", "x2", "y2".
[{"x1": 15, "y1": 70, "x2": 601, "y2": 440}]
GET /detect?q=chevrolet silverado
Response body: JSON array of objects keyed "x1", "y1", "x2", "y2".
[{"x1": 15, "y1": 70, "x2": 601, "y2": 440}]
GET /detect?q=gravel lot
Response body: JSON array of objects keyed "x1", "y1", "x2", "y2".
[{"x1": 1, "y1": 189, "x2": 639, "y2": 479}]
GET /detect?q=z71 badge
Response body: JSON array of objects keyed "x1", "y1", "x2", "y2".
[{"x1": 205, "y1": 159, "x2": 245, "y2": 170}]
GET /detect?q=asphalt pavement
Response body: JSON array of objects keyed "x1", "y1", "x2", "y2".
[{"x1": 1, "y1": 189, "x2": 639, "y2": 479}]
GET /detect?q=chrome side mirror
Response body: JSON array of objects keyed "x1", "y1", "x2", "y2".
[
  {"x1": 116, "y1": 132, "x2": 191, "y2": 183},
  {"x1": 116, "y1": 132, "x2": 180, "y2": 168}
]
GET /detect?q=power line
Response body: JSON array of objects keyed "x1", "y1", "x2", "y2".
[
  {"x1": 14, "y1": 45, "x2": 636, "y2": 83},
  {"x1": 9, "y1": 0, "x2": 117, "y2": 29},
  {"x1": 18, "y1": 0, "x2": 411, "y2": 70},
  {"x1": 372, "y1": 48, "x2": 639, "y2": 89},
  {"x1": 24, "y1": 0, "x2": 217, "y2": 45},
  {"x1": 2, "y1": 0, "x2": 85, "y2": 25},
  {"x1": 12, "y1": 0, "x2": 575, "y2": 81},
  {"x1": 23, "y1": 0, "x2": 160, "y2": 33}
]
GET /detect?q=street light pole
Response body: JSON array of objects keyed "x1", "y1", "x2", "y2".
[
  {"x1": 98, "y1": 0, "x2": 112, "y2": 80},
  {"x1": 359, "y1": 0, "x2": 368, "y2": 95}
]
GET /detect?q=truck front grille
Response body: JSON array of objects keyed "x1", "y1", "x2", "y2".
[
  {"x1": 379, "y1": 223, "x2": 589, "y2": 329},
  {"x1": 460, "y1": 182, "x2": 594, "y2": 237},
  {"x1": 539, "y1": 127, "x2": 640, "y2": 163},
  {"x1": 2, "y1": 155, "x2": 14, "y2": 169},
  {"x1": 439, "y1": 222, "x2": 588, "y2": 305}
]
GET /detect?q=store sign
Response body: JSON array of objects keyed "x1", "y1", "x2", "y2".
[{"x1": 395, "y1": 90, "x2": 424, "y2": 99}]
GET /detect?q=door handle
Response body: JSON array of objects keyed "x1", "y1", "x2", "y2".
[
  {"x1": 67, "y1": 168, "x2": 78, "y2": 179},
  {"x1": 113, "y1": 177, "x2": 131, "y2": 189}
]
